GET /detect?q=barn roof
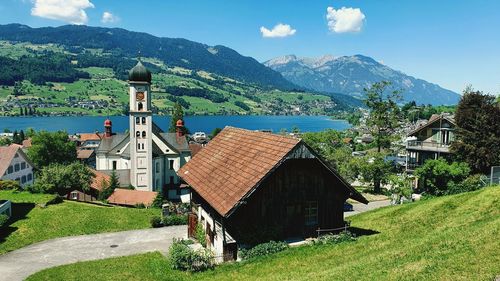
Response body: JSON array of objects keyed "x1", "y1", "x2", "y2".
[{"x1": 178, "y1": 127, "x2": 367, "y2": 217}]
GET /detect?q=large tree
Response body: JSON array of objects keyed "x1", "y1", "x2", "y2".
[
  {"x1": 27, "y1": 131, "x2": 77, "y2": 168},
  {"x1": 363, "y1": 81, "x2": 402, "y2": 193},
  {"x1": 34, "y1": 162, "x2": 95, "y2": 195},
  {"x1": 451, "y1": 88, "x2": 500, "y2": 173}
]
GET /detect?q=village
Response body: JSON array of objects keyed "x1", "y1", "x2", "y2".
[{"x1": 1, "y1": 60, "x2": 499, "y2": 280}]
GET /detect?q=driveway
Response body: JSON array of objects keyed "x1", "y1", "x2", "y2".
[
  {"x1": 0, "y1": 225, "x2": 186, "y2": 281},
  {"x1": 345, "y1": 200, "x2": 391, "y2": 217}
]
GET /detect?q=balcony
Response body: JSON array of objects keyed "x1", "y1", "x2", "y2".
[{"x1": 406, "y1": 140, "x2": 451, "y2": 153}]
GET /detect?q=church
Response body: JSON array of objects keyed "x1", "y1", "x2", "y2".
[{"x1": 95, "y1": 61, "x2": 191, "y2": 200}]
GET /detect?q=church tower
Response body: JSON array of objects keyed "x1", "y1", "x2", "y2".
[{"x1": 128, "y1": 61, "x2": 153, "y2": 191}]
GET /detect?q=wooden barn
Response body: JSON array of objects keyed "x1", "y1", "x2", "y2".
[{"x1": 178, "y1": 127, "x2": 368, "y2": 261}]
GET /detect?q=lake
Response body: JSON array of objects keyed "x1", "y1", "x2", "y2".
[{"x1": 0, "y1": 115, "x2": 350, "y2": 134}]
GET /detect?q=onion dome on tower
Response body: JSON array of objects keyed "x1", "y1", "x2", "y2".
[
  {"x1": 104, "y1": 119, "x2": 113, "y2": 138},
  {"x1": 128, "y1": 61, "x2": 152, "y2": 83}
]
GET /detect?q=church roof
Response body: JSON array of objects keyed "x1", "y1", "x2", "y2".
[
  {"x1": 96, "y1": 133, "x2": 129, "y2": 157},
  {"x1": 159, "y1": 133, "x2": 190, "y2": 152},
  {"x1": 128, "y1": 61, "x2": 151, "y2": 83}
]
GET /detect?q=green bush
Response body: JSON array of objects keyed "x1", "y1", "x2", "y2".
[
  {"x1": 0, "y1": 214, "x2": 8, "y2": 228},
  {"x1": 163, "y1": 214, "x2": 188, "y2": 226},
  {"x1": 447, "y1": 174, "x2": 484, "y2": 195},
  {"x1": 415, "y1": 158, "x2": 471, "y2": 196},
  {"x1": 240, "y1": 241, "x2": 289, "y2": 260},
  {"x1": 194, "y1": 223, "x2": 206, "y2": 247},
  {"x1": 169, "y1": 239, "x2": 214, "y2": 272},
  {"x1": 0, "y1": 180, "x2": 21, "y2": 191},
  {"x1": 150, "y1": 216, "x2": 163, "y2": 228},
  {"x1": 315, "y1": 231, "x2": 357, "y2": 245}
]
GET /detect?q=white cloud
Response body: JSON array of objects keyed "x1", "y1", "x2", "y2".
[
  {"x1": 326, "y1": 6, "x2": 365, "y2": 33},
  {"x1": 101, "y1": 11, "x2": 119, "y2": 23},
  {"x1": 260, "y1": 23, "x2": 296, "y2": 38},
  {"x1": 31, "y1": 0, "x2": 94, "y2": 25}
]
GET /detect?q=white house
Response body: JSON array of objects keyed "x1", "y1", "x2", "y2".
[
  {"x1": 0, "y1": 144, "x2": 35, "y2": 187},
  {"x1": 95, "y1": 61, "x2": 191, "y2": 200}
]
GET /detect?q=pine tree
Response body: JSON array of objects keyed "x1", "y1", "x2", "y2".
[
  {"x1": 168, "y1": 102, "x2": 188, "y2": 134},
  {"x1": 19, "y1": 130, "x2": 25, "y2": 143}
]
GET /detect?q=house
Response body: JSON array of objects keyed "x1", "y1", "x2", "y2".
[
  {"x1": 0, "y1": 144, "x2": 35, "y2": 187},
  {"x1": 77, "y1": 148, "x2": 96, "y2": 168},
  {"x1": 77, "y1": 132, "x2": 103, "y2": 150},
  {"x1": 178, "y1": 127, "x2": 368, "y2": 261},
  {"x1": 94, "y1": 62, "x2": 191, "y2": 200},
  {"x1": 107, "y1": 188, "x2": 158, "y2": 207},
  {"x1": 406, "y1": 113, "x2": 456, "y2": 171},
  {"x1": 65, "y1": 169, "x2": 110, "y2": 202}
]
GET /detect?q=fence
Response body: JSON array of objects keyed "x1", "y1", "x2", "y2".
[
  {"x1": 316, "y1": 222, "x2": 351, "y2": 238},
  {"x1": 491, "y1": 166, "x2": 500, "y2": 186}
]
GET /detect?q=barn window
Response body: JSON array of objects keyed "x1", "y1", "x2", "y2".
[{"x1": 304, "y1": 201, "x2": 318, "y2": 226}]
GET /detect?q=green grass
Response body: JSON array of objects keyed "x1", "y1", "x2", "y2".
[
  {"x1": 26, "y1": 187, "x2": 500, "y2": 281},
  {"x1": 0, "y1": 191, "x2": 160, "y2": 254}
]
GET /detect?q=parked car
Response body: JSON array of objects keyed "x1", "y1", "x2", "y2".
[
  {"x1": 192, "y1": 132, "x2": 207, "y2": 143},
  {"x1": 344, "y1": 202, "x2": 354, "y2": 212}
]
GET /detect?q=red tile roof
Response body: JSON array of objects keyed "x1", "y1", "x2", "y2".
[
  {"x1": 178, "y1": 127, "x2": 301, "y2": 217},
  {"x1": 90, "y1": 169, "x2": 110, "y2": 191},
  {"x1": 107, "y1": 188, "x2": 158, "y2": 207},
  {"x1": 0, "y1": 145, "x2": 20, "y2": 176},
  {"x1": 78, "y1": 133, "x2": 102, "y2": 142},
  {"x1": 188, "y1": 143, "x2": 203, "y2": 156}
]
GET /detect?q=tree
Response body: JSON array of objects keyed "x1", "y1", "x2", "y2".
[
  {"x1": 27, "y1": 131, "x2": 77, "y2": 168},
  {"x1": 210, "y1": 128, "x2": 222, "y2": 139},
  {"x1": 99, "y1": 171, "x2": 120, "y2": 200},
  {"x1": 389, "y1": 173, "x2": 413, "y2": 204},
  {"x1": 451, "y1": 87, "x2": 500, "y2": 173},
  {"x1": 34, "y1": 162, "x2": 95, "y2": 195},
  {"x1": 169, "y1": 102, "x2": 188, "y2": 134},
  {"x1": 363, "y1": 81, "x2": 402, "y2": 193},
  {"x1": 414, "y1": 158, "x2": 470, "y2": 196},
  {"x1": 358, "y1": 153, "x2": 394, "y2": 193}
]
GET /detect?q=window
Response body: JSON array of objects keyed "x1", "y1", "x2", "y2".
[
  {"x1": 142, "y1": 143, "x2": 145, "y2": 150},
  {"x1": 304, "y1": 201, "x2": 318, "y2": 226},
  {"x1": 112, "y1": 161, "x2": 117, "y2": 170},
  {"x1": 21, "y1": 162, "x2": 26, "y2": 170},
  {"x1": 14, "y1": 164, "x2": 20, "y2": 172},
  {"x1": 21, "y1": 175, "x2": 26, "y2": 184},
  {"x1": 27, "y1": 173, "x2": 32, "y2": 181},
  {"x1": 136, "y1": 117, "x2": 140, "y2": 124},
  {"x1": 7, "y1": 165, "x2": 13, "y2": 174},
  {"x1": 142, "y1": 117, "x2": 146, "y2": 124},
  {"x1": 137, "y1": 143, "x2": 141, "y2": 150},
  {"x1": 169, "y1": 160, "x2": 174, "y2": 170},
  {"x1": 136, "y1": 131, "x2": 141, "y2": 137},
  {"x1": 71, "y1": 191, "x2": 79, "y2": 200},
  {"x1": 142, "y1": 131, "x2": 146, "y2": 138},
  {"x1": 138, "y1": 102, "x2": 143, "y2": 111},
  {"x1": 155, "y1": 162, "x2": 160, "y2": 173}
]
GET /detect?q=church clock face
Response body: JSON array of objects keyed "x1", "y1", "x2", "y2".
[{"x1": 136, "y1": 92, "x2": 145, "y2": 101}]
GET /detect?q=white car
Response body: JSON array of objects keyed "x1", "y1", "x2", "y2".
[{"x1": 192, "y1": 132, "x2": 207, "y2": 143}]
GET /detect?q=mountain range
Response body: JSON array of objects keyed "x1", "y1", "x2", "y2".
[{"x1": 265, "y1": 55, "x2": 461, "y2": 105}]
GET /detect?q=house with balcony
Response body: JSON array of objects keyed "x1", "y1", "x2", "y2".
[{"x1": 406, "y1": 114, "x2": 456, "y2": 171}]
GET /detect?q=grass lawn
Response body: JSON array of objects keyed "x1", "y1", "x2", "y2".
[
  {"x1": 0, "y1": 191, "x2": 160, "y2": 255},
  {"x1": 26, "y1": 186, "x2": 500, "y2": 281}
]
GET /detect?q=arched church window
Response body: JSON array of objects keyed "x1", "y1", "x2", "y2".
[
  {"x1": 142, "y1": 117, "x2": 146, "y2": 124},
  {"x1": 142, "y1": 143, "x2": 145, "y2": 149},
  {"x1": 136, "y1": 131, "x2": 140, "y2": 137},
  {"x1": 137, "y1": 143, "x2": 141, "y2": 150},
  {"x1": 138, "y1": 102, "x2": 143, "y2": 111},
  {"x1": 136, "y1": 117, "x2": 140, "y2": 124},
  {"x1": 142, "y1": 131, "x2": 146, "y2": 138}
]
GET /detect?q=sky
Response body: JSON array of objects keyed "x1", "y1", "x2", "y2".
[{"x1": 1, "y1": 0, "x2": 499, "y2": 95}]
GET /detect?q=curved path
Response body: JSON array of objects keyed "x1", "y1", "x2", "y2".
[
  {"x1": 344, "y1": 200, "x2": 391, "y2": 217},
  {"x1": 0, "y1": 225, "x2": 186, "y2": 281}
]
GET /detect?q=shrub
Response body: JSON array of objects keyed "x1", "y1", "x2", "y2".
[
  {"x1": 163, "y1": 214, "x2": 188, "y2": 226},
  {"x1": 315, "y1": 231, "x2": 357, "y2": 245},
  {"x1": 150, "y1": 216, "x2": 163, "y2": 228},
  {"x1": 169, "y1": 239, "x2": 214, "y2": 272},
  {"x1": 447, "y1": 174, "x2": 484, "y2": 195},
  {"x1": 240, "y1": 241, "x2": 289, "y2": 260},
  {"x1": 0, "y1": 214, "x2": 8, "y2": 228},
  {"x1": 415, "y1": 158, "x2": 470, "y2": 195},
  {"x1": 0, "y1": 180, "x2": 21, "y2": 191},
  {"x1": 194, "y1": 223, "x2": 206, "y2": 247},
  {"x1": 152, "y1": 193, "x2": 164, "y2": 209}
]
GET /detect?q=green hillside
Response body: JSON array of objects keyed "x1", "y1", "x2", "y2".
[
  {"x1": 27, "y1": 187, "x2": 500, "y2": 281},
  {"x1": 0, "y1": 27, "x2": 361, "y2": 116}
]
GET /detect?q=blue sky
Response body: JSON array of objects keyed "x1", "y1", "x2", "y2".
[{"x1": 2, "y1": 0, "x2": 499, "y2": 94}]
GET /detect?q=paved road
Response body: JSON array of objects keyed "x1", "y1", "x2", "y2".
[
  {"x1": 345, "y1": 200, "x2": 391, "y2": 217},
  {"x1": 0, "y1": 225, "x2": 186, "y2": 281}
]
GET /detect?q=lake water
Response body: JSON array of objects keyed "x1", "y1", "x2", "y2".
[{"x1": 0, "y1": 115, "x2": 350, "y2": 134}]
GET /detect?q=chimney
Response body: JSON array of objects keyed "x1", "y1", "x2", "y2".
[
  {"x1": 176, "y1": 119, "x2": 184, "y2": 137},
  {"x1": 104, "y1": 119, "x2": 112, "y2": 138}
]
